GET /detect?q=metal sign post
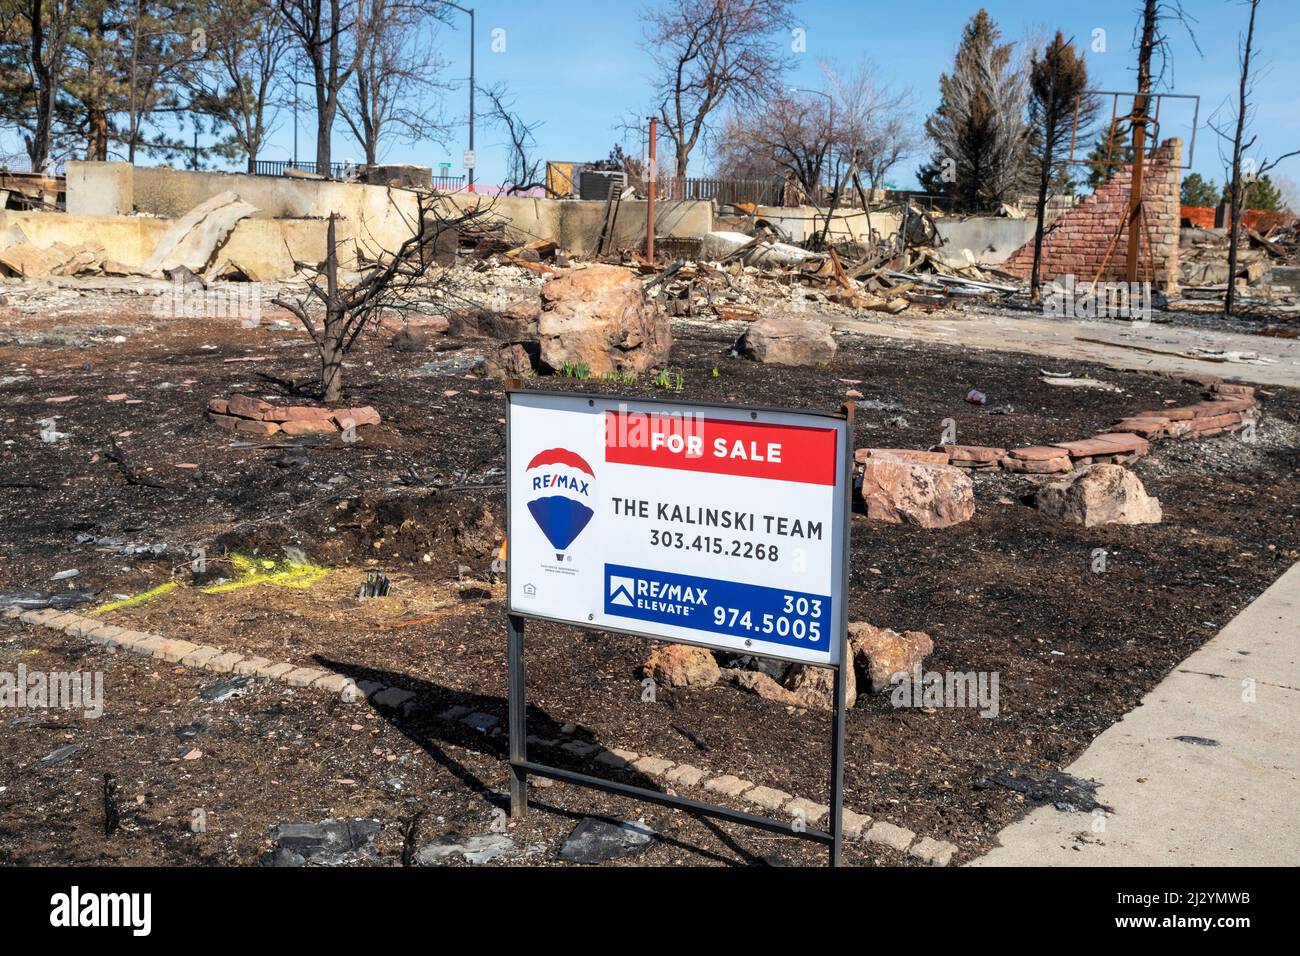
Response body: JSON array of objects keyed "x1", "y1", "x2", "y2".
[{"x1": 504, "y1": 390, "x2": 853, "y2": 866}]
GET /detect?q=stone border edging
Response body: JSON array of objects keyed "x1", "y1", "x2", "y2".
[
  {"x1": 857, "y1": 378, "x2": 1261, "y2": 476},
  {"x1": 5, "y1": 606, "x2": 957, "y2": 866}
]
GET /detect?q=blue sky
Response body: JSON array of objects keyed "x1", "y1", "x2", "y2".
[
  {"x1": 330, "y1": 0, "x2": 1289, "y2": 194},
  {"x1": 7, "y1": 1, "x2": 1295, "y2": 196}
]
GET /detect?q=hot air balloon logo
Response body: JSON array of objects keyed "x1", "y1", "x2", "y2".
[{"x1": 525, "y1": 448, "x2": 595, "y2": 557}]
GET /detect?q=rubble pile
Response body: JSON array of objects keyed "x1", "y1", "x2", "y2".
[
  {"x1": 640, "y1": 214, "x2": 1013, "y2": 324},
  {"x1": 1179, "y1": 218, "x2": 1300, "y2": 304},
  {"x1": 0, "y1": 234, "x2": 116, "y2": 279}
]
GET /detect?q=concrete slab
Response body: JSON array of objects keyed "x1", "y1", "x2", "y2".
[
  {"x1": 831, "y1": 312, "x2": 1300, "y2": 389},
  {"x1": 972, "y1": 561, "x2": 1300, "y2": 866}
]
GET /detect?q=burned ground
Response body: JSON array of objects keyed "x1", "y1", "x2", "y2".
[{"x1": 2, "y1": 297, "x2": 1298, "y2": 866}]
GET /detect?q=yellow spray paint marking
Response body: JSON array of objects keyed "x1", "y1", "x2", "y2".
[
  {"x1": 91, "y1": 581, "x2": 180, "y2": 615},
  {"x1": 198, "y1": 554, "x2": 329, "y2": 595}
]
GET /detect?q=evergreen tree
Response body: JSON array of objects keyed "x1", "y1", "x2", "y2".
[
  {"x1": 1180, "y1": 172, "x2": 1219, "y2": 206},
  {"x1": 1084, "y1": 125, "x2": 1134, "y2": 190},
  {"x1": 1221, "y1": 173, "x2": 1284, "y2": 212},
  {"x1": 921, "y1": 9, "x2": 1030, "y2": 213},
  {"x1": 1026, "y1": 32, "x2": 1095, "y2": 299}
]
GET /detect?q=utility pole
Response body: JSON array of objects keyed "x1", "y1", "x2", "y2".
[{"x1": 647, "y1": 117, "x2": 657, "y2": 260}]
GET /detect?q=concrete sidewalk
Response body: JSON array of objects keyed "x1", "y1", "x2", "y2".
[
  {"x1": 832, "y1": 312, "x2": 1300, "y2": 389},
  {"x1": 972, "y1": 561, "x2": 1300, "y2": 866}
]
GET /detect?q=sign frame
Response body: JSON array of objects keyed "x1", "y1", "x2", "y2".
[{"x1": 504, "y1": 388, "x2": 854, "y2": 866}]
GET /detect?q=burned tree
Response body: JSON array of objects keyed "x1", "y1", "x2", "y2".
[
  {"x1": 1027, "y1": 34, "x2": 1096, "y2": 301},
  {"x1": 272, "y1": 198, "x2": 486, "y2": 403},
  {"x1": 1117, "y1": 0, "x2": 1199, "y2": 287},
  {"x1": 481, "y1": 82, "x2": 544, "y2": 194},
  {"x1": 342, "y1": 0, "x2": 453, "y2": 166},
  {"x1": 1209, "y1": 0, "x2": 1298, "y2": 315},
  {"x1": 642, "y1": 0, "x2": 794, "y2": 185}
]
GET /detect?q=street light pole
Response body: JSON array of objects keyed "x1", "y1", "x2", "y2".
[
  {"x1": 792, "y1": 87, "x2": 840, "y2": 247},
  {"x1": 790, "y1": 87, "x2": 833, "y2": 200},
  {"x1": 446, "y1": 3, "x2": 476, "y2": 193},
  {"x1": 292, "y1": 56, "x2": 299, "y2": 168},
  {"x1": 470, "y1": 8, "x2": 475, "y2": 192}
]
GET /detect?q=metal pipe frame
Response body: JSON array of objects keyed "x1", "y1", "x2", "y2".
[{"x1": 504, "y1": 391, "x2": 855, "y2": 866}]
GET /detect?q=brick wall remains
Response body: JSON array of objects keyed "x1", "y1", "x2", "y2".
[{"x1": 1004, "y1": 138, "x2": 1182, "y2": 292}]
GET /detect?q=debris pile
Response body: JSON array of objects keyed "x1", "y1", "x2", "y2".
[
  {"x1": 0, "y1": 230, "x2": 113, "y2": 279},
  {"x1": 1178, "y1": 218, "x2": 1300, "y2": 305}
]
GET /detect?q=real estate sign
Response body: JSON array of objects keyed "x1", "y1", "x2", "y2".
[{"x1": 507, "y1": 392, "x2": 851, "y2": 665}]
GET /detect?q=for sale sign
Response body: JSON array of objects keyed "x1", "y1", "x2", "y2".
[{"x1": 507, "y1": 392, "x2": 851, "y2": 665}]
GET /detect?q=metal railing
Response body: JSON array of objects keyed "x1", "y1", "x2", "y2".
[
  {"x1": 0, "y1": 157, "x2": 66, "y2": 177},
  {"x1": 432, "y1": 174, "x2": 466, "y2": 192},
  {"x1": 251, "y1": 159, "x2": 356, "y2": 180},
  {"x1": 657, "y1": 176, "x2": 785, "y2": 207}
]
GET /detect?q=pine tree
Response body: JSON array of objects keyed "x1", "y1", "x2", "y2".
[
  {"x1": 1180, "y1": 172, "x2": 1219, "y2": 206},
  {"x1": 921, "y1": 9, "x2": 1030, "y2": 213},
  {"x1": 1221, "y1": 173, "x2": 1284, "y2": 212},
  {"x1": 1026, "y1": 32, "x2": 1096, "y2": 299},
  {"x1": 1084, "y1": 125, "x2": 1134, "y2": 190}
]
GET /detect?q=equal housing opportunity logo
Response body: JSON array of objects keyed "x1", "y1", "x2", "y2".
[
  {"x1": 0, "y1": 665, "x2": 103, "y2": 719},
  {"x1": 49, "y1": 886, "x2": 151, "y2": 936}
]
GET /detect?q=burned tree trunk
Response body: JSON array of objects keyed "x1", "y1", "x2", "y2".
[
  {"x1": 273, "y1": 201, "x2": 495, "y2": 404},
  {"x1": 1225, "y1": 1, "x2": 1258, "y2": 318}
]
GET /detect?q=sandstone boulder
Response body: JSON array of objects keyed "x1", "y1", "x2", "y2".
[
  {"x1": 727, "y1": 661, "x2": 855, "y2": 711},
  {"x1": 857, "y1": 457, "x2": 974, "y2": 528},
  {"x1": 849, "y1": 622, "x2": 935, "y2": 692},
  {"x1": 537, "y1": 265, "x2": 669, "y2": 375},
  {"x1": 390, "y1": 327, "x2": 429, "y2": 352},
  {"x1": 643, "y1": 643, "x2": 720, "y2": 689},
  {"x1": 1035, "y1": 463, "x2": 1162, "y2": 527},
  {"x1": 449, "y1": 302, "x2": 540, "y2": 341},
  {"x1": 736, "y1": 315, "x2": 837, "y2": 366},
  {"x1": 783, "y1": 662, "x2": 856, "y2": 710},
  {"x1": 486, "y1": 342, "x2": 538, "y2": 379}
]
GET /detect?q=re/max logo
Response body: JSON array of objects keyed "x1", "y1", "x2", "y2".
[{"x1": 531, "y1": 473, "x2": 590, "y2": 495}]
